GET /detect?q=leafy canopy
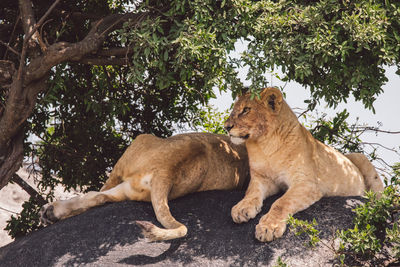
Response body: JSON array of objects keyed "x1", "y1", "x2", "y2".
[{"x1": 241, "y1": 0, "x2": 400, "y2": 111}]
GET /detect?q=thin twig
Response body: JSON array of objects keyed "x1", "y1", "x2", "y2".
[
  {"x1": 0, "y1": 206, "x2": 18, "y2": 214},
  {"x1": 3, "y1": 13, "x2": 20, "y2": 60},
  {"x1": 364, "y1": 142, "x2": 400, "y2": 156},
  {"x1": 373, "y1": 156, "x2": 396, "y2": 169},
  {"x1": 0, "y1": 40, "x2": 21, "y2": 57},
  {"x1": 297, "y1": 107, "x2": 311, "y2": 119},
  {"x1": 40, "y1": 18, "x2": 54, "y2": 47},
  {"x1": 352, "y1": 127, "x2": 400, "y2": 135},
  {"x1": 374, "y1": 166, "x2": 393, "y2": 179}
]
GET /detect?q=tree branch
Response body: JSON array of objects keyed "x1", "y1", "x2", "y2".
[
  {"x1": 0, "y1": 40, "x2": 21, "y2": 57},
  {"x1": 51, "y1": 10, "x2": 103, "y2": 22},
  {"x1": 11, "y1": 173, "x2": 47, "y2": 206},
  {"x1": 24, "y1": 13, "x2": 142, "y2": 85},
  {"x1": 97, "y1": 47, "x2": 133, "y2": 57},
  {"x1": 72, "y1": 46, "x2": 135, "y2": 65},
  {"x1": 75, "y1": 57, "x2": 129, "y2": 66}
]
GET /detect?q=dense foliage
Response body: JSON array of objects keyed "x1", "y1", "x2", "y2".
[
  {"x1": 288, "y1": 179, "x2": 399, "y2": 266},
  {"x1": 337, "y1": 185, "x2": 400, "y2": 265},
  {"x1": 242, "y1": 0, "x2": 400, "y2": 111}
]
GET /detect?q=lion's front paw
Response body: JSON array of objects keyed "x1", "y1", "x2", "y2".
[
  {"x1": 231, "y1": 198, "x2": 262, "y2": 223},
  {"x1": 255, "y1": 214, "x2": 287, "y2": 242},
  {"x1": 39, "y1": 203, "x2": 59, "y2": 225}
]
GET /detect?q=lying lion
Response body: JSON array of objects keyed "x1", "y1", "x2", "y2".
[
  {"x1": 224, "y1": 87, "x2": 384, "y2": 242},
  {"x1": 40, "y1": 133, "x2": 249, "y2": 241}
]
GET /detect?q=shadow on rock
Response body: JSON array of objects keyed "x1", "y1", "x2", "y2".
[{"x1": 118, "y1": 239, "x2": 182, "y2": 265}]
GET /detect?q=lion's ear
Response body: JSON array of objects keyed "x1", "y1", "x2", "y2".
[
  {"x1": 260, "y1": 87, "x2": 283, "y2": 114},
  {"x1": 240, "y1": 86, "x2": 249, "y2": 95}
]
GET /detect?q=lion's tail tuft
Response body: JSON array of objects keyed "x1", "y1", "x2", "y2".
[{"x1": 135, "y1": 220, "x2": 188, "y2": 241}]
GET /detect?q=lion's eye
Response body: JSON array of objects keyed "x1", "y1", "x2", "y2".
[{"x1": 239, "y1": 107, "x2": 251, "y2": 116}]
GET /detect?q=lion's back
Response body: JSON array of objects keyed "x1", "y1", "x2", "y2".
[{"x1": 103, "y1": 133, "x2": 249, "y2": 193}]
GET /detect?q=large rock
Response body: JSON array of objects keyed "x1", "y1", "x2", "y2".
[{"x1": 0, "y1": 190, "x2": 362, "y2": 266}]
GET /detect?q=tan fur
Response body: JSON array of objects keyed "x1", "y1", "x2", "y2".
[
  {"x1": 224, "y1": 87, "x2": 384, "y2": 242},
  {"x1": 40, "y1": 133, "x2": 249, "y2": 241}
]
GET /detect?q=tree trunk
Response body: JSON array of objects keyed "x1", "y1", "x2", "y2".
[
  {"x1": 0, "y1": 0, "x2": 144, "y2": 190},
  {"x1": 0, "y1": 130, "x2": 24, "y2": 189}
]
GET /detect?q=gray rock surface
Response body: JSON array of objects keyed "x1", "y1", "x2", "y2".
[{"x1": 0, "y1": 190, "x2": 363, "y2": 266}]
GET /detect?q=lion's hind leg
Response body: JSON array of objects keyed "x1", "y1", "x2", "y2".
[
  {"x1": 136, "y1": 178, "x2": 188, "y2": 242},
  {"x1": 40, "y1": 181, "x2": 145, "y2": 225}
]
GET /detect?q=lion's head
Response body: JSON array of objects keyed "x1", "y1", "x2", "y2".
[{"x1": 224, "y1": 87, "x2": 284, "y2": 144}]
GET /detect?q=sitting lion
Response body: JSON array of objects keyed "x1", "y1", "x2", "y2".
[
  {"x1": 40, "y1": 133, "x2": 249, "y2": 241},
  {"x1": 224, "y1": 87, "x2": 384, "y2": 242}
]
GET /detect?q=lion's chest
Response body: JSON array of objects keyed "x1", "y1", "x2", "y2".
[{"x1": 250, "y1": 157, "x2": 290, "y2": 188}]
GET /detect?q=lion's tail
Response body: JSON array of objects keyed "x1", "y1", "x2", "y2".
[
  {"x1": 345, "y1": 153, "x2": 384, "y2": 197},
  {"x1": 135, "y1": 221, "x2": 188, "y2": 241}
]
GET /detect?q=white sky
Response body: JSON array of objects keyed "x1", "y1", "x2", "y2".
[{"x1": 210, "y1": 42, "x2": 400, "y2": 173}]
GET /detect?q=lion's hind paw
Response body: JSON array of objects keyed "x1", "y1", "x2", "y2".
[{"x1": 39, "y1": 204, "x2": 59, "y2": 225}]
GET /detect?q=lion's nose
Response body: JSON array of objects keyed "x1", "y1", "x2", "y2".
[{"x1": 224, "y1": 122, "x2": 233, "y2": 132}]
